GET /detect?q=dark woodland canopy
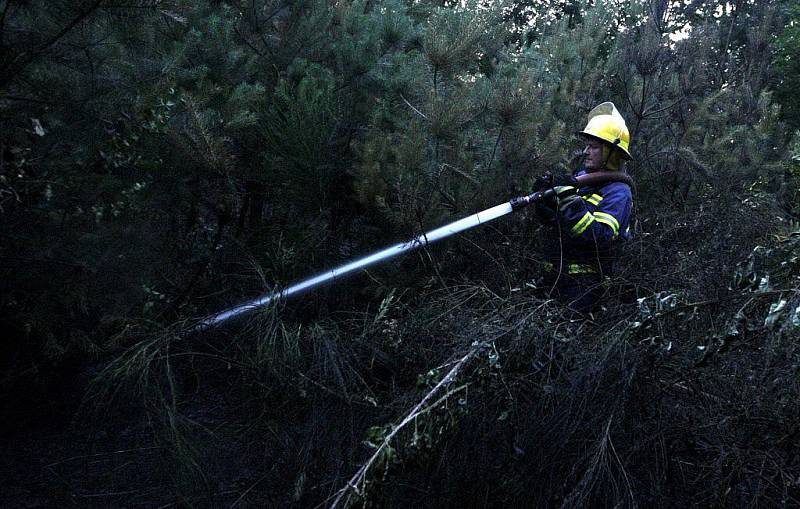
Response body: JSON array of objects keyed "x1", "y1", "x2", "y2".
[{"x1": 1, "y1": 0, "x2": 799, "y2": 506}]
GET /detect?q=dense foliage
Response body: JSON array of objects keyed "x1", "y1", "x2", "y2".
[{"x1": 1, "y1": 0, "x2": 798, "y2": 507}]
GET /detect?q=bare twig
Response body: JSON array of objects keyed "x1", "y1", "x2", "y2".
[{"x1": 400, "y1": 94, "x2": 427, "y2": 120}]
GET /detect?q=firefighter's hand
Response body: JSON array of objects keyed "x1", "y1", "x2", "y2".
[
  {"x1": 539, "y1": 183, "x2": 578, "y2": 213},
  {"x1": 552, "y1": 185, "x2": 578, "y2": 200},
  {"x1": 533, "y1": 172, "x2": 555, "y2": 191},
  {"x1": 534, "y1": 171, "x2": 577, "y2": 191}
]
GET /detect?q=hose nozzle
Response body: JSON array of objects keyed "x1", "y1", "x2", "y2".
[{"x1": 509, "y1": 189, "x2": 555, "y2": 210}]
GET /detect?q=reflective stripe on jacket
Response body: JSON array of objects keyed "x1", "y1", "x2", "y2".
[{"x1": 556, "y1": 169, "x2": 633, "y2": 243}]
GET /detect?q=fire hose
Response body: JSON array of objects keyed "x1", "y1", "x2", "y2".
[{"x1": 194, "y1": 171, "x2": 633, "y2": 331}]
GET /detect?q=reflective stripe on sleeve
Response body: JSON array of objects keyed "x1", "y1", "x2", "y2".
[
  {"x1": 571, "y1": 212, "x2": 595, "y2": 235},
  {"x1": 593, "y1": 211, "x2": 620, "y2": 236},
  {"x1": 582, "y1": 193, "x2": 603, "y2": 206}
]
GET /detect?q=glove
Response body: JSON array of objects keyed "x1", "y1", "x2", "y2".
[
  {"x1": 543, "y1": 181, "x2": 579, "y2": 208},
  {"x1": 534, "y1": 171, "x2": 578, "y2": 191},
  {"x1": 533, "y1": 172, "x2": 554, "y2": 191},
  {"x1": 535, "y1": 185, "x2": 580, "y2": 223}
]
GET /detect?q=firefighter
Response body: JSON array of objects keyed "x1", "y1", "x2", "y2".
[{"x1": 536, "y1": 102, "x2": 634, "y2": 314}]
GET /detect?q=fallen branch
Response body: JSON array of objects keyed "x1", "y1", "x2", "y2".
[{"x1": 329, "y1": 341, "x2": 487, "y2": 508}]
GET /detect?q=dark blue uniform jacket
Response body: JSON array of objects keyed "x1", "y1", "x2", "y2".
[{"x1": 543, "y1": 168, "x2": 633, "y2": 276}]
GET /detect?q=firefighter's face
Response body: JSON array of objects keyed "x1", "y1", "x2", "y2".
[{"x1": 583, "y1": 141, "x2": 606, "y2": 171}]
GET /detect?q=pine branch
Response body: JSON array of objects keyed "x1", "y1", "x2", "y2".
[
  {"x1": 0, "y1": 0, "x2": 106, "y2": 91},
  {"x1": 234, "y1": 25, "x2": 265, "y2": 57}
]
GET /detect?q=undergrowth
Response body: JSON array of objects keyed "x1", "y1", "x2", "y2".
[{"x1": 81, "y1": 224, "x2": 800, "y2": 507}]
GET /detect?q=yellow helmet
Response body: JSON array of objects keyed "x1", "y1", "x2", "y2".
[{"x1": 577, "y1": 102, "x2": 632, "y2": 160}]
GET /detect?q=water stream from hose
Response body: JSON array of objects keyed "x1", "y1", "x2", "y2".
[{"x1": 196, "y1": 202, "x2": 514, "y2": 330}]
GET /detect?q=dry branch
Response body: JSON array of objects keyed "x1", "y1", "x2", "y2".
[{"x1": 329, "y1": 341, "x2": 488, "y2": 508}]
